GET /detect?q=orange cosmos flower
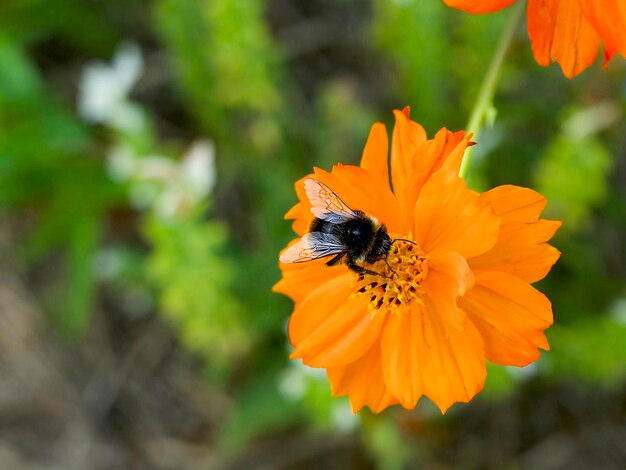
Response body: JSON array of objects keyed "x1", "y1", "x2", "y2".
[
  {"x1": 274, "y1": 108, "x2": 561, "y2": 413},
  {"x1": 444, "y1": 0, "x2": 626, "y2": 78}
]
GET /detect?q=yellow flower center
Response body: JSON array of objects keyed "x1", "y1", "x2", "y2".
[{"x1": 353, "y1": 239, "x2": 429, "y2": 315}]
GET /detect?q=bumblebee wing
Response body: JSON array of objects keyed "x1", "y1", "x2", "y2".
[
  {"x1": 305, "y1": 178, "x2": 356, "y2": 224},
  {"x1": 280, "y1": 232, "x2": 346, "y2": 263}
]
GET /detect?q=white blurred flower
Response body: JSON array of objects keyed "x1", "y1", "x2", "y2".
[
  {"x1": 134, "y1": 155, "x2": 178, "y2": 180},
  {"x1": 153, "y1": 140, "x2": 216, "y2": 217},
  {"x1": 330, "y1": 402, "x2": 359, "y2": 433},
  {"x1": 278, "y1": 360, "x2": 326, "y2": 400},
  {"x1": 506, "y1": 361, "x2": 539, "y2": 380},
  {"x1": 130, "y1": 181, "x2": 161, "y2": 212},
  {"x1": 79, "y1": 42, "x2": 144, "y2": 131},
  {"x1": 563, "y1": 102, "x2": 621, "y2": 140},
  {"x1": 93, "y1": 246, "x2": 126, "y2": 280},
  {"x1": 85, "y1": 43, "x2": 217, "y2": 218},
  {"x1": 608, "y1": 298, "x2": 626, "y2": 326},
  {"x1": 182, "y1": 140, "x2": 217, "y2": 199},
  {"x1": 278, "y1": 364, "x2": 307, "y2": 400},
  {"x1": 107, "y1": 144, "x2": 137, "y2": 182},
  {"x1": 107, "y1": 140, "x2": 217, "y2": 218}
]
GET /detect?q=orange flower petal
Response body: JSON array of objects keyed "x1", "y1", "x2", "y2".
[
  {"x1": 285, "y1": 175, "x2": 314, "y2": 236},
  {"x1": 290, "y1": 293, "x2": 386, "y2": 368},
  {"x1": 402, "y1": 129, "x2": 473, "y2": 216},
  {"x1": 327, "y1": 342, "x2": 400, "y2": 413},
  {"x1": 460, "y1": 272, "x2": 553, "y2": 366},
  {"x1": 443, "y1": 0, "x2": 517, "y2": 14},
  {"x1": 577, "y1": 0, "x2": 626, "y2": 64},
  {"x1": 413, "y1": 170, "x2": 500, "y2": 259},
  {"x1": 390, "y1": 110, "x2": 473, "y2": 228},
  {"x1": 469, "y1": 220, "x2": 561, "y2": 283},
  {"x1": 419, "y1": 314, "x2": 486, "y2": 414},
  {"x1": 439, "y1": 130, "x2": 474, "y2": 175},
  {"x1": 360, "y1": 122, "x2": 390, "y2": 185},
  {"x1": 313, "y1": 165, "x2": 404, "y2": 235},
  {"x1": 479, "y1": 185, "x2": 547, "y2": 223},
  {"x1": 288, "y1": 273, "x2": 354, "y2": 346},
  {"x1": 527, "y1": 0, "x2": 601, "y2": 78},
  {"x1": 390, "y1": 108, "x2": 428, "y2": 227},
  {"x1": 382, "y1": 253, "x2": 482, "y2": 408},
  {"x1": 274, "y1": 257, "x2": 350, "y2": 306},
  {"x1": 380, "y1": 305, "x2": 425, "y2": 409},
  {"x1": 469, "y1": 185, "x2": 561, "y2": 283},
  {"x1": 381, "y1": 303, "x2": 486, "y2": 413},
  {"x1": 423, "y1": 252, "x2": 474, "y2": 332}
]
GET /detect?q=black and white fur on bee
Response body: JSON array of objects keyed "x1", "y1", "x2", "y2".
[{"x1": 280, "y1": 178, "x2": 393, "y2": 277}]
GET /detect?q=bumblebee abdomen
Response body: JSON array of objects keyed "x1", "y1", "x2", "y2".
[{"x1": 310, "y1": 217, "x2": 334, "y2": 234}]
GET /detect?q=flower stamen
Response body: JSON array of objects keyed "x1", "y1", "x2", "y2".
[{"x1": 353, "y1": 239, "x2": 428, "y2": 316}]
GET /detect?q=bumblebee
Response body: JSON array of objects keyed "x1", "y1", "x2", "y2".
[{"x1": 280, "y1": 178, "x2": 392, "y2": 277}]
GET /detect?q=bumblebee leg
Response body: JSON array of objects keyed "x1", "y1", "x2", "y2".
[
  {"x1": 391, "y1": 238, "x2": 417, "y2": 245},
  {"x1": 383, "y1": 256, "x2": 398, "y2": 278},
  {"x1": 326, "y1": 252, "x2": 345, "y2": 266},
  {"x1": 347, "y1": 261, "x2": 392, "y2": 279}
]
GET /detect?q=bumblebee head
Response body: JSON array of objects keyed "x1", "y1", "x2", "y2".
[{"x1": 371, "y1": 225, "x2": 392, "y2": 257}]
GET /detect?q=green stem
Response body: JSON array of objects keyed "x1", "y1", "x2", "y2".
[{"x1": 458, "y1": 0, "x2": 525, "y2": 179}]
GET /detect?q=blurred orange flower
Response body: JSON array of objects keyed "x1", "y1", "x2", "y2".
[
  {"x1": 274, "y1": 108, "x2": 561, "y2": 413},
  {"x1": 444, "y1": 0, "x2": 626, "y2": 78}
]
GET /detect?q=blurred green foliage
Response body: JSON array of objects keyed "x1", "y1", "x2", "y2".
[
  {"x1": 156, "y1": 0, "x2": 284, "y2": 151},
  {"x1": 548, "y1": 319, "x2": 626, "y2": 386},
  {"x1": 0, "y1": 39, "x2": 118, "y2": 336},
  {"x1": 1, "y1": 0, "x2": 626, "y2": 467},
  {"x1": 536, "y1": 106, "x2": 616, "y2": 233},
  {"x1": 146, "y1": 214, "x2": 248, "y2": 373}
]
